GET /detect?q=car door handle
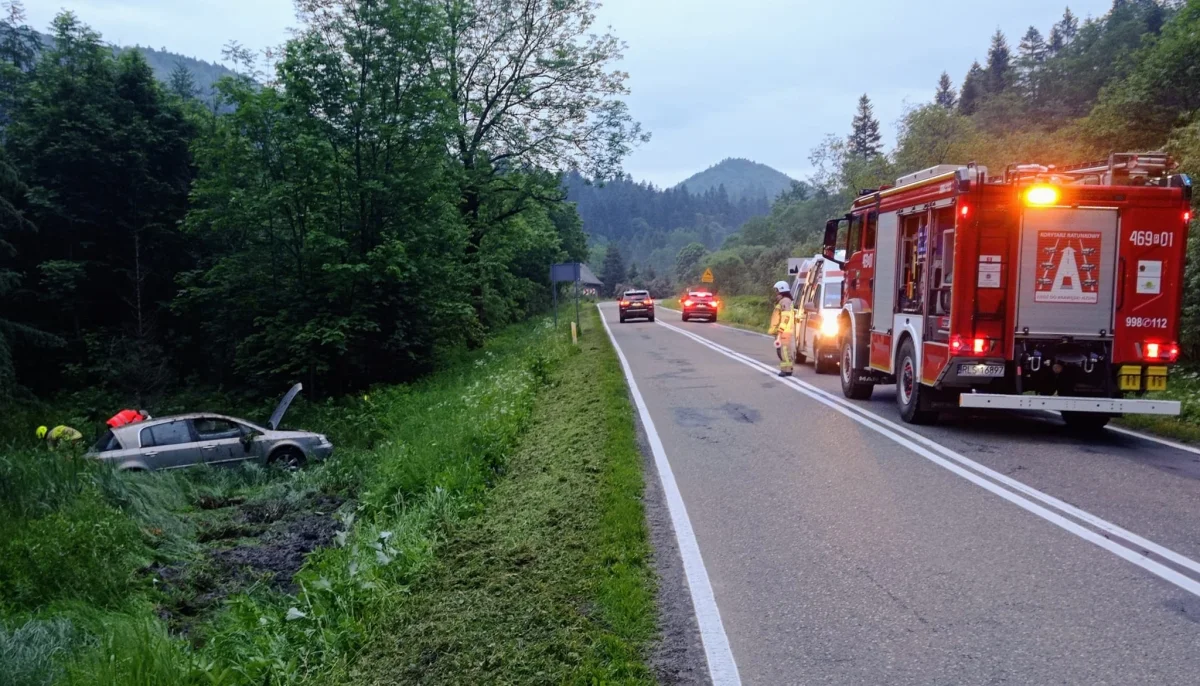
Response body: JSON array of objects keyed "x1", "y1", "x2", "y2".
[
  {"x1": 201, "y1": 444, "x2": 218, "y2": 451},
  {"x1": 144, "y1": 451, "x2": 158, "y2": 457}
]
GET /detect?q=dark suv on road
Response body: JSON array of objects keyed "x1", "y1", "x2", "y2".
[
  {"x1": 619, "y1": 290, "x2": 655, "y2": 322},
  {"x1": 681, "y1": 291, "x2": 719, "y2": 322}
]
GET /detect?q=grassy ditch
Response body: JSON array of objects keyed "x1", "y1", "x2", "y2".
[
  {"x1": 343, "y1": 307, "x2": 657, "y2": 683},
  {"x1": 0, "y1": 314, "x2": 658, "y2": 685},
  {"x1": 662, "y1": 294, "x2": 772, "y2": 331}
]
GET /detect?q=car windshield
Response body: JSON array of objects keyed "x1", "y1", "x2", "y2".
[
  {"x1": 625, "y1": 292, "x2": 649, "y2": 301},
  {"x1": 688, "y1": 292, "x2": 713, "y2": 301},
  {"x1": 822, "y1": 282, "x2": 843, "y2": 309}
]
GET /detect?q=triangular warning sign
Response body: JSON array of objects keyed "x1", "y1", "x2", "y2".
[{"x1": 701, "y1": 267, "x2": 714, "y2": 283}]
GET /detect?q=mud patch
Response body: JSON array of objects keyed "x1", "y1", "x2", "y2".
[{"x1": 153, "y1": 492, "x2": 348, "y2": 638}]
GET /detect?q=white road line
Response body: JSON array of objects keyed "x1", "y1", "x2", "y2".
[
  {"x1": 1106, "y1": 424, "x2": 1200, "y2": 456},
  {"x1": 597, "y1": 305, "x2": 742, "y2": 686},
  {"x1": 656, "y1": 319, "x2": 1200, "y2": 598}
]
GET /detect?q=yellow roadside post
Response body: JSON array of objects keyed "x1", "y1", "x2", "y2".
[{"x1": 571, "y1": 322, "x2": 578, "y2": 345}]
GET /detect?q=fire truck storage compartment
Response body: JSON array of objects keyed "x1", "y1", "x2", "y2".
[
  {"x1": 1016, "y1": 207, "x2": 1118, "y2": 337},
  {"x1": 871, "y1": 211, "x2": 900, "y2": 334}
]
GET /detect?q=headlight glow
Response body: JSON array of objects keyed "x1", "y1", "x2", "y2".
[{"x1": 819, "y1": 315, "x2": 840, "y2": 337}]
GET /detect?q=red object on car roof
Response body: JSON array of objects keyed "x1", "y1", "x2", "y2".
[{"x1": 107, "y1": 409, "x2": 146, "y2": 428}]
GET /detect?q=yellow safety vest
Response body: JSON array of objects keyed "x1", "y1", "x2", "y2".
[
  {"x1": 47, "y1": 425, "x2": 83, "y2": 447},
  {"x1": 772, "y1": 298, "x2": 795, "y2": 334}
]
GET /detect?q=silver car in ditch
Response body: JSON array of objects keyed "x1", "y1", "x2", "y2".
[{"x1": 86, "y1": 384, "x2": 333, "y2": 471}]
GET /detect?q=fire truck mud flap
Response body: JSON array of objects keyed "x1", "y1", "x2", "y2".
[{"x1": 958, "y1": 394, "x2": 1180, "y2": 416}]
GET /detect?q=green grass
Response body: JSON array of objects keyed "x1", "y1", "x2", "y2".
[
  {"x1": 341, "y1": 307, "x2": 657, "y2": 684},
  {"x1": 0, "y1": 314, "x2": 662, "y2": 685},
  {"x1": 662, "y1": 294, "x2": 772, "y2": 332}
]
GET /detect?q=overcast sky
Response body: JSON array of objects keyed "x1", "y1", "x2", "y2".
[{"x1": 31, "y1": 0, "x2": 1114, "y2": 187}]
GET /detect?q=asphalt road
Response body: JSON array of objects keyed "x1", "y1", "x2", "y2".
[{"x1": 599, "y1": 301, "x2": 1200, "y2": 686}]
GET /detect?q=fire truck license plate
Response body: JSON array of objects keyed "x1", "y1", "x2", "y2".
[{"x1": 959, "y1": 363, "x2": 1006, "y2": 378}]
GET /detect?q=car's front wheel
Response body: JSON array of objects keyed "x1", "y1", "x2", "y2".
[{"x1": 269, "y1": 446, "x2": 306, "y2": 471}]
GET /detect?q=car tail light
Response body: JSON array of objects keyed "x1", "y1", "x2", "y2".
[
  {"x1": 684, "y1": 299, "x2": 694, "y2": 307},
  {"x1": 1142, "y1": 341, "x2": 1180, "y2": 363},
  {"x1": 973, "y1": 337, "x2": 988, "y2": 354},
  {"x1": 619, "y1": 300, "x2": 629, "y2": 306},
  {"x1": 712, "y1": 300, "x2": 720, "y2": 308},
  {"x1": 950, "y1": 335, "x2": 964, "y2": 354},
  {"x1": 646, "y1": 298, "x2": 654, "y2": 305}
]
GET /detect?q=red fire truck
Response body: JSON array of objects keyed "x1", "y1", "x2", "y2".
[{"x1": 822, "y1": 152, "x2": 1192, "y2": 429}]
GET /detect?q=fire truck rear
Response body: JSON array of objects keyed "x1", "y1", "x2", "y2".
[{"x1": 822, "y1": 153, "x2": 1192, "y2": 428}]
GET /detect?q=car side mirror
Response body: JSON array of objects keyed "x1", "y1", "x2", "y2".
[{"x1": 240, "y1": 430, "x2": 262, "y2": 452}]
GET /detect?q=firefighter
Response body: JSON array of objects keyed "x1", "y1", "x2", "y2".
[
  {"x1": 36, "y1": 424, "x2": 83, "y2": 449},
  {"x1": 768, "y1": 280, "x2": 796, "y2": 377}
]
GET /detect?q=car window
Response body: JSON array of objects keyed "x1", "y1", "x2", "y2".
[
  {"x1": 823, "y1": 282, "x2": 843, "y2": 309},
  {"x1": 625, "y1": 291, "x2": 649, "y2": 301},
  {"x1": 140, "y1": 420, "x2": 193, "y2": 448},
  {"x1": 92, "y1": 430, "x2": 122, "y2": 453},
  {"x1": 193, "y1": 418, "x2": 244, "y2": 440}
]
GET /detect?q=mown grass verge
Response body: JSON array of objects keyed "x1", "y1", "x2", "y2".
[
  {"x1": 342, "y1": 307, "x2": 657, "y2": 684},
  {"x1": 0, "y1": 314, "x2": 658, "y2": 685},
  {"x1": 662, "y1": 294, "x2": 772, "y2": 332}
]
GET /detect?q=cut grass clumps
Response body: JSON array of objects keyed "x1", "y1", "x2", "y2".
[{"x1": 343, "y1": 308, "x2": 657, "y2": 684}]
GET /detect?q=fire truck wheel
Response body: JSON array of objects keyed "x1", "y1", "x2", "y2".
[
  {"x1": 1061, "y1": 411, "x2": 1111, "y2": 432},
  {"x1": 896, "y1": 339, "x2": 936, "y2": 424},
  {"x1": 840, "y1": 339, "x2": 874, "y2": 400}
]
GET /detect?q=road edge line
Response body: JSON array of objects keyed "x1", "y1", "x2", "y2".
[
  {"x1": 656, "y1": 318, "x2": 1200, "y2": 597},
  {"x1": 598, "y1": 305, "x2": 742, "y2": 686}
]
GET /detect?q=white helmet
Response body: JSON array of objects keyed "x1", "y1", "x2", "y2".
[{"x1": 773, "y1": 281, "x2": 791, "y2": 294}]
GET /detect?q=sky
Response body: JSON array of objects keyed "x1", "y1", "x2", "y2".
[{"x1": 30, "y1": 0, "x2": 1115, "y2": 187}]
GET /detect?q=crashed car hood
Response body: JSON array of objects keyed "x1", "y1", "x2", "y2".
[{"x1": 268, "y1": 383, "x2": 303, "y2": 430}]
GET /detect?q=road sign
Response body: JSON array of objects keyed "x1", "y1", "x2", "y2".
[{"x1": 701, "y1": 267, "x2": 714, "y2": 283}]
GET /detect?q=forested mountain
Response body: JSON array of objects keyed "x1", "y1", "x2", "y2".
[
  {"x1": 564, "y1": 170, "x2": 770, "y2": 292},
  {"x1": 35, "y1": 29, "x2": 238, "y2": 100},
  {"x1": 678, "y1": 158, "x2": 797, "y2": 202},
  {"x1": 0, "y1": 1, "x2": 637, "y2": 398}
]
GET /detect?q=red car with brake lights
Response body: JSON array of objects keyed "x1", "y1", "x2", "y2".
[
  {"x1": 618, "y1": 289, "x2": 655, "y2": 323},
  {"x1": 681, "y1": 291, "x2": 719, "y2": 322}
]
